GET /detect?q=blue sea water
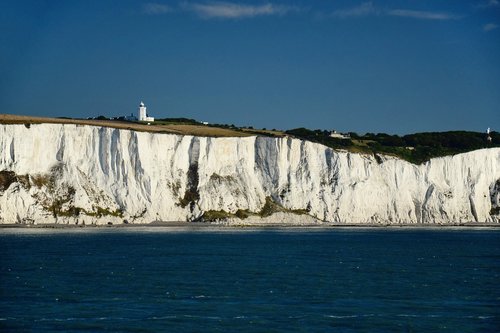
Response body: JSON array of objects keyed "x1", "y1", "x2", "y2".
[{"x1": 1, "y1": 227, "x2": 499, "y2": 332}]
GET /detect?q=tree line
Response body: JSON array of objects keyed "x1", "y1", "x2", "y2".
[{"x1": 285, "y1": 128, "x2": 499, "y2": 164}]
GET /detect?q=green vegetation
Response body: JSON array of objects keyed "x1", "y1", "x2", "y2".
[
  {"x1": 259, "y1": 196, "x2": 281, "y2": 217},
  {"x1": 1, "y1": 167, "x2": 123, "y2": 219},
  {"x1": 259, "y1": 196, "x2": 309, "y2": 217},
  {"x1": 286, "y1": 129, "x2": 500, "y2": 164},
  {"x1": 286, "y1": 128, "x2": 353, "y2": 149},
  {"x1": 86, "y1": 206, "x2": 123, "y2": 218},
  {"x1": 235, "y1": 209, "x2": 250, "y2": 219},
  {"x1": 51, "y1": 205, "x2": 123, "y2": 218},
  {"x1": 31, "y1": 174, "x2": 50, "y2": 188},
  {"x1": 199, "y1": 210, "x2": 235, "y2": 221},
  {"x1": 198, "y1": 209, "x2": 253, "y2": 221},
  {"x1": 178, "y1": 163, "x2": 200, "y2": 209},
  {"x1": 490, "y1": 179, "x2": 500, "y2": 216},
  {"x1": 0, "y1": 170, "x2": 30, "y2": 191},
  {"x1": 208, "y1": 123, "x2": 239, "y2": 129},
  {"x1": 198, "y1": 197, "x2": 310, "y2": 222},
  {"x1": 46, "y1": 186, "x2": 75, "y2": 218},
  {"x1": 154, "y1": 117, "x2": 201, "y2": 125},
  {"x1": 0, "y1": 170, "x2": 17, "y2": 191}
]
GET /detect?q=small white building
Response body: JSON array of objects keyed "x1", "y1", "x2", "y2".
[
  {"x1": 329, "y1": 130, "x2": 350, "y2": 139},
  {"x1": 138, "y1": 101, "x2": 154, "y2": 122}
]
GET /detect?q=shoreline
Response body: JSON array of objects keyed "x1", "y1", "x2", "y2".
[{"x1": 0, "y1": 221, "x2": 499, "y2": 230}]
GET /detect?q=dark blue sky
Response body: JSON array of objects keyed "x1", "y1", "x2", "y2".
[{"x1": 1, "y1": 1, "x2": 499, "y2": 134}]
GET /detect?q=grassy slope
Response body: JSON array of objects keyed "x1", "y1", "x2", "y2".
[{"x1": 0, "y1": 114, "x2": 251, "y2": 137}]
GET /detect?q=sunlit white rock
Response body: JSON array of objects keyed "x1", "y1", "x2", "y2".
[{"x1": 0, "y1": 124, "x2": 498, "y2": 225}]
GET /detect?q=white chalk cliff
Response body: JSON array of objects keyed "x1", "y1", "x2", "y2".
[{"x1": 0, "y1": 124, "x2": 499, "y2": 225}]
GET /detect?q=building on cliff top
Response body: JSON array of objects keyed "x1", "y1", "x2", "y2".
[
  {"x1": 138, "y1": 101, "x2": 154, "y2": 122},
  {"x1": 329, "y1": 130, "x2": 350, "y2": 139}
]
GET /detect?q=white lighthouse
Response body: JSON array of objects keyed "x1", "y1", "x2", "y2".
[{"x1": 138, "y1": 101, "x2": 154, "y2": 122}]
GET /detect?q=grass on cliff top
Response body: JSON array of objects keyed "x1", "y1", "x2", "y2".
[
  {"x1": 0, "y1": 114, "x2": 251, "y2": 137},
  {"x1": 0, "y1": 114, "x2": 288, "y2": 138}
]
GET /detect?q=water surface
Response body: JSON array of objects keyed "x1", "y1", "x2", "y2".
[{"x1": 1, "y1": 228, "x2": 499, "y2": 332}]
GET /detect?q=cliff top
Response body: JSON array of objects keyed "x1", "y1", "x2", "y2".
[
  {"x1": 1, "y1": 113, "x2": 498, "y2": 164},
  {"x1": 0, "y1": 114, "x2": 279, "y2": 138}
]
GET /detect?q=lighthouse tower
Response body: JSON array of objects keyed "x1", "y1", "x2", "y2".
[
  {"x1": 138, "y1": 101, "x2": 154, "y2": 122},
  {"x1": 138, "y1": 101, "x2": 147, "y2": 121}
]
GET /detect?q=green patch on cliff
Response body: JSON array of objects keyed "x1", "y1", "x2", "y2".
[
  {"x1": 85, "y1": 206, "x2": 124, "y2": 218},
  {"x1": 259, "y1": 197, "x2": 281, "y2": 217},
  {"x1": 0, "y1": 170, "x2": 31, "y2": 192},
  {"x1": 1, "y1": 166, "x2": 123, "y2": 219},
  {"x1": 198, "y1": 197, "x2": 310, "y2": 222},
  {"x1": 0, "y1": 170, "x2": 17, "y2": 191},
  {"x1": 490, "y1": 179, "x2": 500, "y2": 216},
  {"x1": 198, "y1": 209, "x2": 251, "y2": 221},
  {"x1": 31, "y1": 174, "x2": 50, "y2": 188},
  {"x1": 178, "y1": 163, "x2": 200, "y2": 210},
  {"x1": 45, "y1": 185, "x2": 76, "y2": 218},
  {"x1": 200, "y1": 210, "x2": 234, "y2": 221},
  {"x1": 45, "y1": 203, "x2": 123, "y2": 219},
  {"x1": 258, "y1": 196, "x2": 309, "y2": 217}
]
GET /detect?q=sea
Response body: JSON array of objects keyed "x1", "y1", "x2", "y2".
[{"x1": 0, "y1": 227, "x2": 499, "y2": 332}]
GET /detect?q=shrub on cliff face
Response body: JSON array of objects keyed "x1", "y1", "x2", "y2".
[
  {"x1": 259, "y1": 197, "x2": 286, "y2": 217},
  {"x1": 235, "y1": 209, "x2": 249, "y2": 219},
  {"x1": 31, "y1": 174, "x2": 50, "y2": 188},
  {"x1": 179, "y1": 163, "x2": 200, "y2": 210},
  {"x1": 199, "y1": 210, "x2": 232, "y2": 221},
  {"x1": 0, "y1": 171, "x2": 30, "y2": 191},
  {"x1": 0, "y1": 171, "x2": 16, "y2": 191},
  {"x1": 199, "y1": 209, "x2": 251, "y2": 221},
  {"x1": 490, "y1": 179, "x2": 500, "y2": 216}
]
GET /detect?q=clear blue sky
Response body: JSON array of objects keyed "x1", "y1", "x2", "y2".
[{"x1": 1, "y1": 1, "x2": 499, "y2": 134}]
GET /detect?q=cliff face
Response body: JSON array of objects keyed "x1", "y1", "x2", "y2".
[{"x1": 1, "y1": 124, "x2": 499, "y2": 225}]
